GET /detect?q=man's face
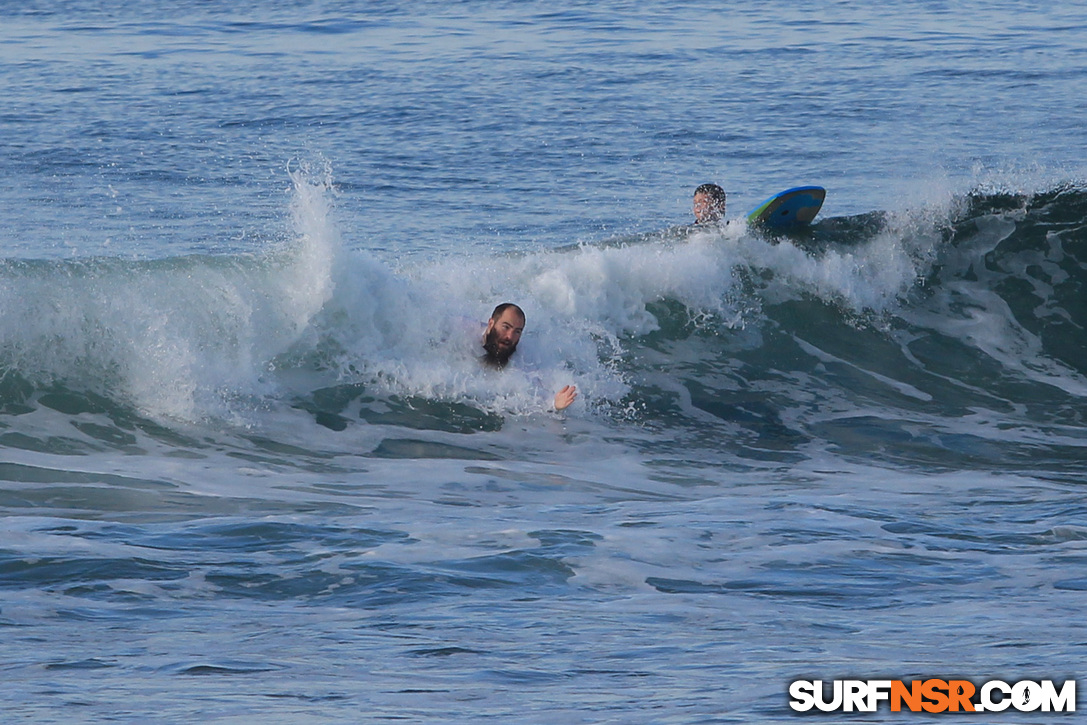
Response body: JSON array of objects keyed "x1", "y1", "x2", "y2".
[
  {"x1": 693, "y1": 192, "x2": 723, "y2": 223},
  {"x1": 483, "y1": 308, "x2": 524, "y2": 366}
]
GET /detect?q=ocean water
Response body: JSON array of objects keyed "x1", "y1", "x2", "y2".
[{"x1": 2, "y1": 1, "x2": 1087, "y2": 722}]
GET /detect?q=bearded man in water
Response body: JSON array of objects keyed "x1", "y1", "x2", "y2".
[{"x1": 482, "y1": 303, "x2": 577, "y2": 411}]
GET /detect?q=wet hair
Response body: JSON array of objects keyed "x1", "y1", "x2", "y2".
[
  {"x1": 694, "y1": 183, "x2": 727, "y2": 208},
  {"x1": 490, "y1": 302, "x2": 525, "y2": 323}
]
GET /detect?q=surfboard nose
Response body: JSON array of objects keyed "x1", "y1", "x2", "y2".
[{"x1": 747, "y1": 186, "x2": 827, "y2": 230}]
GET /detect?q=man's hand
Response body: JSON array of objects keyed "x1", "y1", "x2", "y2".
[{"x1": 554, "y1": 385, "x2": 577, "y2": 411}]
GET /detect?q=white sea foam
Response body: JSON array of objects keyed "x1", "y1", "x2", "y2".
[
  {"x1": 0, "y1": 164, "x2": 338, "y2": 421},
  {"x1": 0, "y1": 166, "x2": 1017, "y2": 423}
]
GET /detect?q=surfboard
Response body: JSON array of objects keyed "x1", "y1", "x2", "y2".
[{"x1": 747, "y1": 186, "x2": 826, "y2": 230}]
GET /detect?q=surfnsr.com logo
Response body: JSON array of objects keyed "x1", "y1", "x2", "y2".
[{"x1": 789, "y1": 679, "x2": 1076, "y2": 713}]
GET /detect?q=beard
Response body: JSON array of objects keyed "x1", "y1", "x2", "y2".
[{"x1": 482, "y1": 326, "x2": 517, "y2": 368}]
